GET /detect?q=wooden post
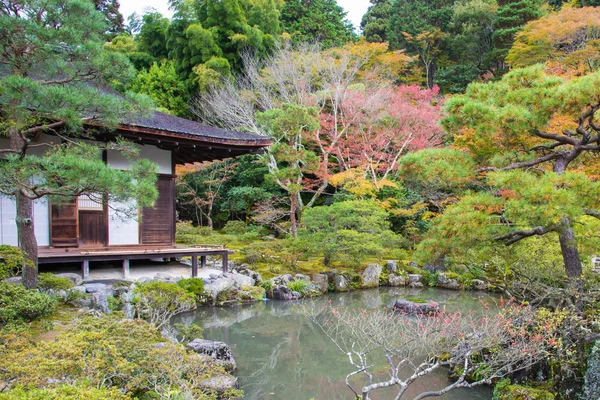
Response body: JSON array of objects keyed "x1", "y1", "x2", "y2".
[
  {"x1": 191, "y1": 255, "x2": 198, "y2": 278},
  {"x1": 222, "y1": 252, "x2": 228, "y2": 273},
  {"x1": 122, "y1": 259, "x2": 130, "y2": 279},
  {"x1": 200, "y1": 255, "x2": 207, "y2": 269},
  {"x1": 82, "y1": 259, "x2": 89, "y2": 280}
]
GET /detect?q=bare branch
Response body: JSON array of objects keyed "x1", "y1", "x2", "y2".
[
  {"x1": 477, "y1": 152, "x2": 563, "y2": 172},
  {"x1": 495, "y1": 224, "x2": 559, "y2": 245}
]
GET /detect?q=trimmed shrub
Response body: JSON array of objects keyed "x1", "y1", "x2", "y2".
[
  {"x1": 178, "y1": 278, "x2": 205, "y2": 299},
  {"x1": 0, "y1": 245, "x2": 33, "y2": 280},
  {"x1": 222, "y1": 220, "x2": 246, "y2": 235},
  {"x1": 0, "y1": 282, "x2": 56, "y2": 326},
  {"x1": 37, "y1": 273, "x2": 75, "y2": 291},
  {"x1": 133, "y1": 281, "x2": 197, "y2": 328}
]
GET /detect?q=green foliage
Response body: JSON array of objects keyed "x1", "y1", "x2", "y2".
[
  {"x1": 130, "y1": 60, "x2": 189, "y2": 116},
  {"x1": 421, "y1": 271, "x2": 439, "y2": 287},
  {"x1": 177, "y1": 278, "x2": 205, "y2": 299},
  {"x1": 37, "y1": 273, "x2": 75, "y2": 292},
  {"x1": 133, "y1": 281, "x2": 197, "y2": 328},
  {"x1": 361, "y1": 0, "x2": 393, "y2": 43},
  {"x1": 260, "y1": 280, "x2": 274, "y2": 298},
  {"x1": 137, "y1": 11, "x2": 170, "y2": 61},
  {"x1": 301, "y1": 200, "x2": 407, "y2": 267},
  {"x1": 286, "y1": 279, "x2": 309, "y2": 295},
  {"x1": 222, "y1": 220, "x2": 247, "y2": 235},
  {"x1": 280, "y1": 0, "x2": 357, "y2": 48},
  {"x1": 0, "y1": 246, "x2": 32, "y2": 280},
  {"x1": 241, "y1": 286, "x2": 266, "y2": 301},
  {"x1": 405, "y1": 297, "x2": 428, "y2": 304},
  {"x1": 0, "y1": 315, "x2": 241, "y2": 399},
  {"x1": 0, "y1": 383, "x2": 130, "y2": 400},
  {"x1": 0, "y1": 282, "x2": 56, "y2": 327},
  {"x1": 174, "y1": 322, "x2": 204, "y2": 344},
  {"x1": 492, "y1": 381, "x2": 555, "y2": 400}
]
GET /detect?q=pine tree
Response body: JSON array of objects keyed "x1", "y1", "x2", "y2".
[{"x1": 360, "y1": 0, "x2": 393, "y2": 43}]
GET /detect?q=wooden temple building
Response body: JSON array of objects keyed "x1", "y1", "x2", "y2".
[{"x1": 0, "y1": 111, "x2": 271, "y2": 279}]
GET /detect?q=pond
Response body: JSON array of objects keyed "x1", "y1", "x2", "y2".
[{"x1": 173, "y1": 287, "x2": 498, "y2": 400}]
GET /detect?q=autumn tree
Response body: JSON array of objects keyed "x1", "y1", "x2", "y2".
[
  {"x1": 0, "y1": 0, "x2": 158, "y2": 287},
  {"x1": 507, "y1": 6, "x2": 600, "y2": 73},
  {"x1": 413, "y1": 65, "x2": 600, "y2": 292}
]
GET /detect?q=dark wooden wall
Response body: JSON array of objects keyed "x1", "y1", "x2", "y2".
[
  {"x1": 50, "y1": 200, "x2": 79, "y2": 248},
  {"x1": 140, "y1": 175, "x2": 175, "y2": 245}
]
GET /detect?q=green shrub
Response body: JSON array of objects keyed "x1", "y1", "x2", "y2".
[
  {"x1": 421, "y1": 271, "x2": 439, "y2": 287},
  {"x1": 174, "y1": 322, "x2": 204, "y2": 344},
  {"x1": 0, "y1": 282, "x2": 56, "y2": 326},
  {"x1": 492, "y1": 381, "x2": 555, "y2": 400},
  {"x1": 133, "y1": 281, "x2": 196, "y2": 328},
  {"x1": 241, "y1": 286, "x2": 266, "y2": 301},
  {"x1": 0, "y1": 315, "x2": 242, "y2": 399},
  {"x1": 287, "y1": 279, "x2": 309, "y2": 295},
  {"x1": 196, "y1": 226, "x2": 214, "y2": 236},
  {"x1": 444, "y1": 271, "x2": 459, "y2": 279},
  {"x1": 222, "y1": 220, "x2": 246, "y2": 235},
  {"x1": 37, "y1": 273, "x2": 75, "y2": 291},
  {"x1": 0, "y1": 384, "x2": 131, "y2": 399},
  {"x1": 0, "y1": 245, "x2": 33, "y2": 280},
  {"x1": 177, "y1": 278, "x2": 205, "y2": 299},
  {"x1": 260, "y1": 280, "x2": 274, "y2": 297}
]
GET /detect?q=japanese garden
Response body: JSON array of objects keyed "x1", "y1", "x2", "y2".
[{"x1": 2, "y1": 0, "x2": 600, "y2": 399}]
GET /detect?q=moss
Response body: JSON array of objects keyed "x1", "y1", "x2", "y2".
[
  {"x1": 37, "y1": 273, "x2": 74, "y2": 291},
  {"x1": 405, "y1": 297, "x2": 427, "y2": 304},
  {"x1": 493, "y1": 380, "x2": 556, "y2": 400}
]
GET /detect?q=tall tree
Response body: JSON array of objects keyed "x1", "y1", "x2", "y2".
[
  {"x1": 388, "y1": 0, "x2": 454, "y2": 88},
  {"x1": 137, "y1": 11, "x2": 171, "y2": 62},
  {"x1": 0, "y1": 0, "x2": 158, "y2": 287},
  {"x1": 281, "y1": 0, "x2": 357, "y2": 48},
  {"x1": 360, "y1": 0, "x2": 393, "y2": 43},
  {"x1": 93, "y1": 0, "x2": 125, "y2": 38},
  {"x1": 413, "y1": 65, "x2": 600, "y2": 292},
  {"x1": 491, "y1": 0, "x2": 545, "y2": 70}
]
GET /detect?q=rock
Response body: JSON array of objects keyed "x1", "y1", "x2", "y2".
[
  {"x1": 324, "y1": 270, "x2": 338, "y2": 282},
  {"x1": 137, "y1": 276, "x2": 152, "y2": 284},
  {"x1": 407, "y1": 261, "x2": 419, "y2": 270},
  {"x1": 423, "y1": 258, "x2": 446, "y2": 273},
  {"x1": 74, "y1": 297, "x2": 92, "y2": 308},
  {"x1": 120, "y1": 289, "x2": 135, "y2": 319},
  {"x1": 386, "y1": 260, "x2": 398, "y2": 273},
  {"x1": 224, "y1": 273, "x2": 255, "y2": 289},
  {"x1": 408, "y1": 282, "x2": 424, "y2": 289},
  {"x1": 209, "y1": 274, "x2": 221, "y2": 280},
  {"x1": 154, "y1": 272, "x2": 181, "y2": 283},
  {"x1": 272, "y1": 274, "x2": 293, "y2": 285},
  {"x1": 56, "y1": 273, "x2": 83, "y2": 286},
  {"x1": 91, "y1": 291, "x2": 110, "y2": 314},
  {"x1": 199, "y1": 375, "x2": 238, "y2": 396},
  {"x1": 83, "y1": 283, "x2": 108, "y2": 293},
  {"x1": 204, "y1": 278, "x2": 236, "y2": 305},
  {"x1": 294, "y1": 274, "x2": 310, "y2": 281},
  {"x1": 312, "y1": 273, "x2": 329, "y2": 294},
  {"x1": 70, "y1": 285, "x2": 87, "y2": 294},
  {"x1": 388, "y1": 274, "x2": 407, "y2": 287},
  {"x1": 334, "y1": 275, "x2": 349, "y2": 292},
  {"x1": 272, "y1": 285, "x2": 299, "y2": 301},
  {"x1": 4, "y1": 276, "x2": 22, "y2": 285},
  {"x1": 437, "y1": 273, "x2": 460, "y2": 290},
  {"x1": 408, "y1": 274, "x2": 422, "y2": 283},
  {"x1": 394, "y1": 299, "x2": 439, "y2": 315},
  {"x1": 472, "y1": 279, "x2": 488, "y2": 291},
  {"x1": 585, "y1": 340, "x2": 600, "y2": 399},
  {"x1": 362, "y1": 264, "x2": 382, "y2": 288},
  {"x1": 187, "y1": 338, "x2": 237, "y2": 372}
]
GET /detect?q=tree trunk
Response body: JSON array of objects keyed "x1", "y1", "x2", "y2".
[
  {"x1": 554, "y1": 158, "x2": 583, "y2": 292},
  {"x1": 425, "y1": 60, "x2": 437, "y2": 89},
  {"x1": 10, "y1": 129, "x2": 38, "y2": 288},
  {"x1": 290, "y1": 192, "x2": 298, "y2": 238}
]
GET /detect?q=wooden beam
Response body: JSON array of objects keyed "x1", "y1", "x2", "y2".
[
  {"x1": 122, "y1": 259, "x2": 130, "y2": 279},
  {"x1": 82, "y1": 259, "x2": 89, "y2": 280},
  {"x1": 200, "y1": 255, "x2": 206, "y2": 269},
  {"x1": 191, "y1": 255, "x2": 198, "y2": 278}
]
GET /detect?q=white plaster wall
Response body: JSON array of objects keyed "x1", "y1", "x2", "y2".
[
  {"x1": 107, "y1": 144, "x2": 172, "y2": 175},
  {"x1": 108, "y1": 201, "x2": 139, "y2": 245},
  {"x1": 33, "y1": 198, "x2": 50, "y2": 246},
  {"x1": 0, "y1": 197, "x2": 18, "y2": 246}
]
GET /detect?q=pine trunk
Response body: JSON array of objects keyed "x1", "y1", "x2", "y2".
[{"x1": 290, "y1": 192, "x2": 298, "y2": 238}]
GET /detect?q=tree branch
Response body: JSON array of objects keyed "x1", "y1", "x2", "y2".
[
  {"x1": 477, "y1": 152, "x2": 562, "y2": 172},
  {"x1": 495, "y1": 225, "x2": 559, "y2": 245}
]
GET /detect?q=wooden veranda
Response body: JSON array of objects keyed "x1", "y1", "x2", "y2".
[{"x1": 38, "y1": 245, "x2": 233, "y2": 280}]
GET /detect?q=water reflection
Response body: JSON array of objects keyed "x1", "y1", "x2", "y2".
[{"x1": 172, "y1": 287, "x2": 495, "y2": 400}]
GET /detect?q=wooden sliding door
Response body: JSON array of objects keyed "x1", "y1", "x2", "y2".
[{"x1": 140, "y1": 175, "x2": 175, "y2": 245}]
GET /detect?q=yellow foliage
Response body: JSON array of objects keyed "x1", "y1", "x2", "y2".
[{"x1": 329, "y1": 168, "x2": 397, "y2": 198}]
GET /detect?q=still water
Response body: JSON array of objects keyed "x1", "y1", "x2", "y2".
[{"x1": 173, "y1": 287, "x2": 497, "y2": 400}]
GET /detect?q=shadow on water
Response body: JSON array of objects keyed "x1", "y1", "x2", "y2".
[{"x1": 172, "y1": 287, "x2": 497, "y2": 400}]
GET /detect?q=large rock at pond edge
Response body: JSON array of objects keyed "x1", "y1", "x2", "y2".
[
  {"x1": 394, "y1": 299, "x2": 439, "y2": 315},
  {"x1": 312, "y1": 274, "x2": 329, "y2": 294},
  {"x1": 204, "y1": 278, "x2": 236, "y2": 305},
  {"x1": 362, "y1": 264, "x2": 383, "y2": 288},
  {"x1": 386, "y1": 260, "x2": 398, "y2": 273},
  {"x1": 56, "y1": 273, "x2": 83, "y2": 286},
  {"x1": 324, "y1": 270, "x2": 338, "y2": 282},
  {"x1": 272, "y1": 285, "x2": 300, "y2": 301},
  {"x1": 272, "y1": 274, "x2": 293, "y2": 286},
  {"x1": 408, "y1": 274, "x2": 422, "y2": 283},
  {"x1": 388, "y1": 274, "x2": 407, "y2": 287},
  {"x1": 423, "y1": 258, "x2": 446, "y2": 273},
  {"x1": 224, "y1": 272, "x2": 255, "y2": 289},
  {"x1": 199, "y1": 375, "x2": 239, "y2": 396},
  {"x1": 294, "y1": 274, "x2": 310, "y2": 281},
  {"x1": 472, "y1": 279, "x2": 488, "y2": 291},
  {"x1": 187, "y1": 338, "x2": 237, "y2": 372},
  {"x1": 437, "y1": 273, "x2": 460, "y2": 290},
  {"x1": 334, "y1": 275, "x2": 349, "y2": 292}
]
